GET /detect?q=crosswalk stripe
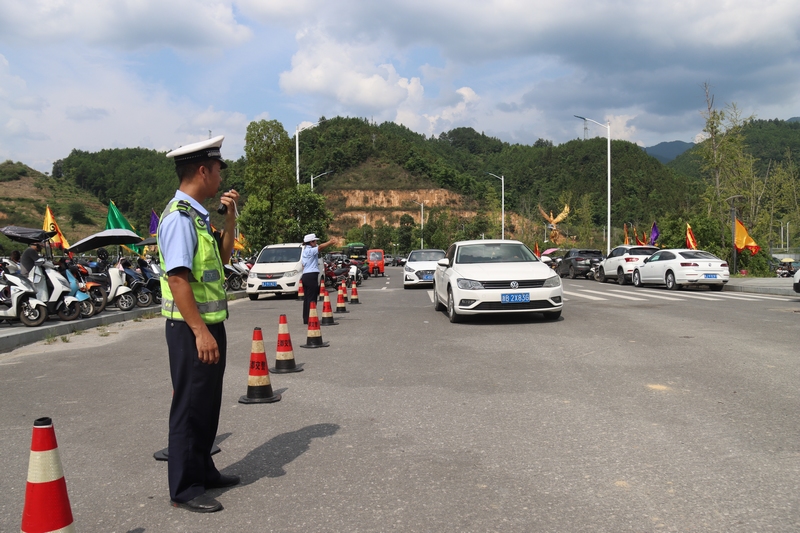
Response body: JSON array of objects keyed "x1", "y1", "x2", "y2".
[
  {"x1": 577, "y1": 289, "x2": 647, "y2": 301},
  {"x1": 659, "y1": 291, "x2": 720, "y2": 301},
  {"x1": 608, "y1": 289, "x2": 683, "y2": 301},
  {"x1": 713, "y1": 292, "x2": 792, "y2": 302},
  {"x1": 562, "y1": 290, "x2": 606, "y2": 301}
]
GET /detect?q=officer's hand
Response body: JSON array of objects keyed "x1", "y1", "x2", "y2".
[
  {"x1": 220, "y1": 189, "x2": 239, "y2": 220},
  {"x1": 196, "y1": 329, "x2": 220, "y2": 364}
]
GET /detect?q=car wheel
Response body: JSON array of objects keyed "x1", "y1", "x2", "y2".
[
  {"x1": 447, "y1": 288, "x2": 462, "y2": 323},
  {"x1": 568, "y1": 265, "x2": 576, "y2": 279},
  {"x1": 248, "y1": 293, "x2": 259, "y2": 301},
  {"x1": 597, "y1": 267, "x2": 607, "y2": 283},
  {"x1": 433, "y1": 282, "x2": 445, "y2": 311},
  {"x1": 665, "y1": 271, "x2": 679, "y2": 290},
  {"x1": 617, "y1": 268, "x2": 627, "y2": 285},
  {"x1": 542, "y1": 310, "x2": 561, "y2": 320},
  {"x1": 633, "y1": 270, "x2": 642, "y2": 287},
  {"x1": 709, "y1": 284, "x2": 723, "y2": 291}
]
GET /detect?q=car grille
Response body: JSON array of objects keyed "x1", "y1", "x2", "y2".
[
  {"x1": 473, "y1": 300, "x2": 556, "y2": 310},
  {"x1": 415, "y1": 270, "x2": 434, "y2": 279},
  {"x1": 256, "y1": 272, "x2": 285, "y2": 280},
  {"x1": 481, "y1": 279, "x2": 546, "y2": 289}
]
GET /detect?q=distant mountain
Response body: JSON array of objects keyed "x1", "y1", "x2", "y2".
[
  {"x1": 643, "y1": 140, "x2": 695, "y2": 163},
  {"x1": 788, "y1": 117, "x2": 800, "y2": 123}
]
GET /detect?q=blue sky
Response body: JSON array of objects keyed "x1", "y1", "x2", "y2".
[{"x1": 1, "y1": 0, "x2": 798, "y2": 173}]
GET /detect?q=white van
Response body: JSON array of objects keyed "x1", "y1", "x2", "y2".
[{"x1": 246, "y1": 243, "x2": 322, "y2": 300}]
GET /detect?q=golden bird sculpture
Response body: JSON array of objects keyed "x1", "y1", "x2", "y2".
[{"x1": 539, "y1": 204, "x2": 570, "y2": 245}]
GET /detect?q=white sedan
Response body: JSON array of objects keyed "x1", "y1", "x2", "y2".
[
  {"x1": 632, "y1": 249, "x2": 729, "y2": 290},
  {"x1": 433, "y1": 240, "x2": 563, "y2": 322},
  {"x1": 403, "y1": 249, "x2": 446, "y2": 288}
]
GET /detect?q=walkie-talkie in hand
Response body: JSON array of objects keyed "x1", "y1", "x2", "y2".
[{"x1": 217, "y1": 189, "x2": 232, "y2": 215}]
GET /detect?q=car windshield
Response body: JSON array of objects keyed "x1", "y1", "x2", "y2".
[
  {"x1": 456, "y1": 243, "x2": 538, "y2": 264},
  {"x1": 407, "y1": 250, "x2": 445, "y2": 262},
  {"x1": 629, "y1": 247, "x2": 659, "y2": 256},
  {"x1": 679, "y1": 251, "x2": 719, "y2": 260},
  {"x1": 257, "y1": 248, "x2": 301, "y2": 263},
  {"x1": 369, "y1": 252, "x2": 383, "y2": 261},
  {"x1": 578, "y1": 250, "x2": 603, "y2": 257}
]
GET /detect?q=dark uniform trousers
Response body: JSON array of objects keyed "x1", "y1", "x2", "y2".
[
  {"x1": 166, "y1": 319, "x2": 227, "y2": 503},
  {"x1": 302, "y1": 271, "x2": 321, "y2": 324}
]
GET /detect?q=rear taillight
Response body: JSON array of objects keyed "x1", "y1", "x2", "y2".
[
  {"x1": 624, "y1": 257, "x2": 639, "y2": 262},
  {"x1": 720, "y1": 263, "x2": 728, "y2": 268},
  {"x1": 680, "y1": 262, "x2": 699, "y2": 267}
]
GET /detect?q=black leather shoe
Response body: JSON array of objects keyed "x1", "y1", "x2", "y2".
[
  {"x1": 206, "y1": 474, "x2": 240, "y2": 489},
  {"x1": 171, "y1": 494, "x2": 223, "y2": 513}
]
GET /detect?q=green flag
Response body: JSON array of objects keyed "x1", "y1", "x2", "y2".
[{"x1": 105, "y1": 201, "x2": 143, "y2": 254}]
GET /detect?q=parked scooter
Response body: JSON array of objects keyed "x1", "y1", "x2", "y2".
[
  {"x1": 119, "y1": 259, "x2": 153, "y2": 307},
  {"x1": 83, "y1": 249, "x2": 136, "y2": 311},
  {"x1": 27, "y1": 257, "x2": 81, "y2": 321},
  {"x1": 223, "y1": 263, "x2": 244, "y2": 291},
  {"x1": 136, "y1": 258, "x2": 162, "y2": 304},
  {"x1": 74, "y1": 262, "x2": 108, "y2": 314},
  {"x1": 57, "y1": 261, "x2": 94, "y2": 318},
  {"x1": 0, "y1": 261, "x2": 48, "y2": 326}
]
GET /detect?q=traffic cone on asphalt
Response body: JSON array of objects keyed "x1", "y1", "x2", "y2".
[
  {"x1": 320, "y1": 289, "x2": 338, "y2": 326},
  {"x1": 300, "y1": 302, "x2": 329, "y2": 348},
  {"x1": 349, "y1": 280, "x2": 360, "y2": 304},
  {"x1": 297, "y1": 279, "x2": 304, "y2": 300},
  {"x1": 272, "y1": 314, "x2": 303, "y2": 373},
  {"x1": 239, "y1": 327, "x2": 281, "y2": 404},
  {"x1": 335, "y1": 285, "x2": 349, "y2": 313},
  {"x1": 340, "y1": 280, "x2": 349, "y2": 302},
  {"x1": 21, "y1": 417, "x2": 75, "y2": 533}
]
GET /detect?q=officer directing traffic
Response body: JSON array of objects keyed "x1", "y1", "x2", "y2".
[{"x1": 159, "y1": 135, "x2": 239, "y2": 513}]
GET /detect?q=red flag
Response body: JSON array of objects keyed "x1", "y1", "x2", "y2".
[
  {"x1": 686, "y1": 223, "x2": 698, "y2": 250},
  {"x1": 734, "y1": 219, "x2": 760, "y2": 255},
  {"x1": 533, "y1": 241, "x2": 540, "y2": 257},
  {"x1": 623, "y1": 223, "x2": 629, "y2": 245},
  {"x1": 634, "y1": 227, "x2": 645, "y2": 246}
]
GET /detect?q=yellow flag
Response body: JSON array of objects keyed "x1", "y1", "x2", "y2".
[
  {"x1": 43, "y1": 206, "x2": 71, "y2": 250},
  {"x1": 734, "y1": 219, "x2": 760, "y2": 255}
]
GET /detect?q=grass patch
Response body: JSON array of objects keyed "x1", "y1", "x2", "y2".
[
  {"x1": 60, "y1": 336, "x2": 69, "y2": 343},
  {"x1": 44, "y1": 333, "x2": 57, "y2": 345},
  {"x1": 141, "y1": 311, "x2": 159, "y2": 319}
]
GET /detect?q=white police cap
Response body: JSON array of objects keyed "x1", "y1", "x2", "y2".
[{"x1": 166, "y1": 135, "x2": 228, "y2": 169}]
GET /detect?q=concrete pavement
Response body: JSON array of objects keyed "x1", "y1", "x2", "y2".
[{"x1": 724, "y1": 276, "x2": 797, "y2": 296}]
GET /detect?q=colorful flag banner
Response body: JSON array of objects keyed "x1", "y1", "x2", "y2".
[
  {"x1": 649, "y1": 221, "x2": 660, "y2": 245},
  {"x1": 533, "y1": 241, "x2": 540, "y2": 258},
  {"x1": 149, "y1": 209, "x2": 159, "y2": 237},
  {"x1": 686, "y1": 223, "x2": 698, "y2": 250},
  {"x1": 633, "y1": 227, "x2": 645, "y2": 246},
  {"x1": 42, "y1": 205, "x2": 71, "y2": 250},
  {"x1": 623, "y1": 223, "x2": 629, "y2": 245},
  {"x1": 734, "y1": 219, "x2": 760, "y2": 256}
]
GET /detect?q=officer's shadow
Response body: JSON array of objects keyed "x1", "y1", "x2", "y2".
[{"x1": 217, "y1": 423, "x2": 339, "y2": 491}]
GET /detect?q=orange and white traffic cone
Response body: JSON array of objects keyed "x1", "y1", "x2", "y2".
[
  {"x1": 297, "y1": 279, "x2": 304, "y2": 300},
  {"x1": 272, "y1": 314, "x2": 303, "y2": 373},
  {"x1": 340, "y1": 280, "x2": 349, "y2": 302},
  {"x1": 300, "y1": 301, "x2": 329, "y2": 348},
  {"x1": 21, "y1": 417, "x2": 75, "y2": 533},
  {"x1": 239, "y1": 327, "x2": 281, "y2": 403},
  {"x1": 335, "y1": 285, "x2": 349, "y2": 314},
  {"x1": 349, "y1": 280, "x2": 360, "y2": 304},
  {"x1": 320, "y1": 288, "x2": 338, "y2": 326}
]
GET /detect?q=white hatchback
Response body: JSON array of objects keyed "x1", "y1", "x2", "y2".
[
  {"x1": 246, "y1": 243, "x2": 322, "y2": 300},
  {"x1": 632, "y1": 249, "x2": 729, "y2": 290},
  {"x1": 433, "y1": 240, "x2": 563, "y2": 322}
]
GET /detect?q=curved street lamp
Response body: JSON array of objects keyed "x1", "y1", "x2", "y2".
[
  {"x1": 412, "y1": 200, "x2": 424, "y2": 249},
  {"x1": 574, "y1": 115, "x2": 611, "y2": 255},
  {"x1": 310, "y1": 170, "x2": 333, "y2": 190}
]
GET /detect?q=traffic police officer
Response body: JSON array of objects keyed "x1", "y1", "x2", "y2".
[{"x1": 159, "y1": 135, "x2": 239, "y2": 513}]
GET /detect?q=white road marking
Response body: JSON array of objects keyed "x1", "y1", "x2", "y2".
[
  {"x1": 562, "y1": 290, "x2": 607, "y2": 301},
  {"x1": 427, "y1": 290, "x2": 434, "y2": 302},
  {"x1": 577, "y1": 289, "x2": 647, "y2": 301},
  {"x1": 711, "y1": 292, "x2": 793, "y2": 302},
  {"x1": 659, "y1": 291, "x2": 720, "y2": 301},
  {"x1": 608, "y1": 289, "x2": 683, "y2": 301}
]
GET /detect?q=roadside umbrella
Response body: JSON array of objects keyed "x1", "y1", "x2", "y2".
[
  {"x1": 0, "y1": 226, "x2": 57, "y2": 244},
  {"x1": 138, "y1": 236, "x2": 158, "y2": 246},
  {"x1": 67, "y1": 229, "x2": 143, "y2": 254},
  {"x1": 780, "y1": 257, "x2": 794, "y2": 263},
  {"x1": 542, "y1": 248, "x2": 559, "y2": 255}
]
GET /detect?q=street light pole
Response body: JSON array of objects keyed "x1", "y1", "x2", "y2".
[
  {"x1": 487, "y1": 173, "x2": 505, "y2": 240},
  {"x1": 413, "y1": 200, "x2": 424, "y2": 249},
  {"x1": 726, "y1": 195, "x2": 745, "y2": 274},
  {"x1": 310, "y1": 170, "x2": 333, "y2": 190},
  {"x1": 295, "y1": 119, "x2": 326, "y2": 187},
  {"x1": 574, "y1": 115, "x2": 611, "y2": 255}
]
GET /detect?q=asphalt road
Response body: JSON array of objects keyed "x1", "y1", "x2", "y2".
[{"x1": 1, "y1": 266, "x2": 799, "y2": 532}]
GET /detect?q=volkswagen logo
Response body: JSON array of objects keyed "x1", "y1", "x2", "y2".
[{"x1": 510, "y1": 281, "x2": 519, "y2": 289}]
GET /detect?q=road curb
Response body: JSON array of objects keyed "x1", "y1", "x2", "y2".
[
  {"x1": 723, "y1": 283, "x2": 797, "y2": 297},
  {"x1": 0, "y1": 291, "x2": 248, "y2": 354}
]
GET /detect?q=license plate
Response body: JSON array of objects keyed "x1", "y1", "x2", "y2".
[
  {"x1": 262, "y1": 281, "x2": 277, "y2": 287},
  {"x1": 501, "y1": 293, "x2": 530, "y2": 303},
  {"x1": 422, "y1": 274, "x2": 433, "y2": 281},
  {"x1": 704, "y1": 274, "x2": 717, "y2": 279}
]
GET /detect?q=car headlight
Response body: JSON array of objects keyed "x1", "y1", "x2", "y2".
[
  {"x1": 542, "y1": 275, "x2": 561, "y2": 288},
  {"x1": 285, "y1": 269, "x2": 298, "y2": 277},
  {"x1": 248, "y1": 271, "x2": 256, "y2": 279},
  {"x1": 456, "y1": 278, "x2": 484, "y2": 290},
  {"x1": 404, "y1": 265, "x2": 414, "y2": 272}
]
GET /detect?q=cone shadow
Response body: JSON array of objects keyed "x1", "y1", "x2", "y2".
[{"x1": 218, "y1": 423, "x2": 340, "y2": 487}]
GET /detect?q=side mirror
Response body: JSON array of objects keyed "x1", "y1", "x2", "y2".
[
  {"x1": 437, "y1": 258, "x2": 450, "y2": 267},
  {"x1": 643, "y1": 257, "x2": 650, "y2": 263}
]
